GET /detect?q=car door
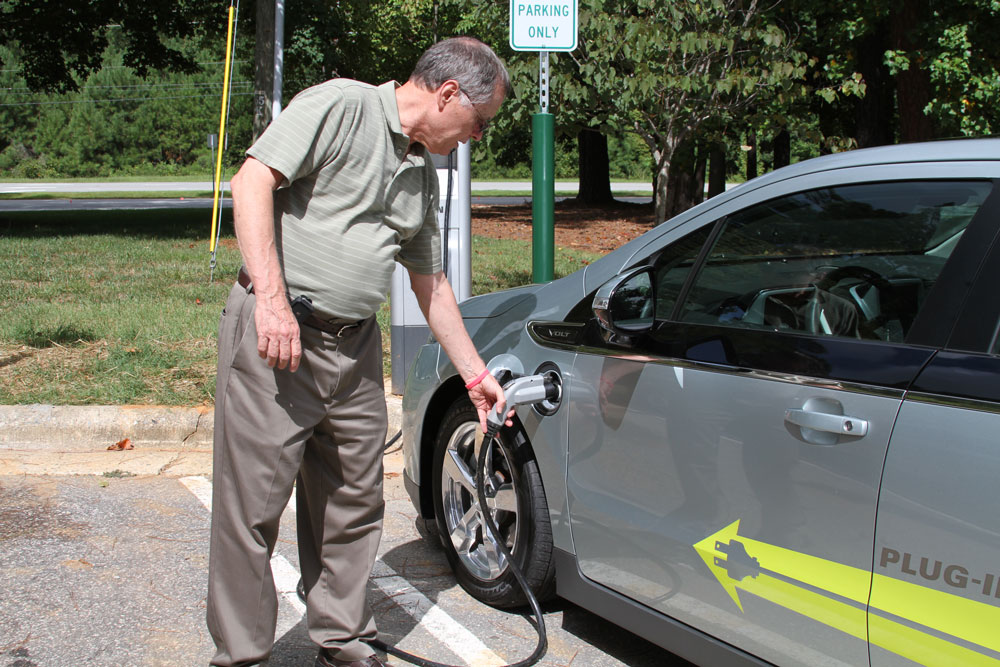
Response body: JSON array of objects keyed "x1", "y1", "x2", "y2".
[
  {"x1": 565, "y1": 174, "x2": 997, "y2": 665},
  {"x1": 869, "y1": 230, "x2": 1000, "y2": 667}
]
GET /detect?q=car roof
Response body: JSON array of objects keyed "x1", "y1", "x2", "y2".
[
  {"x1": 737, "y1": 137, "x2": 1000, "y2": 193},
  {"x1": 582, "y1": 137, "x2": 1000, "y2": 293}
]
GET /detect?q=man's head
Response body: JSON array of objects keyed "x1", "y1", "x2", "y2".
[{"x1": 400, "y1": 37, "x2": 511, "y2": 155}]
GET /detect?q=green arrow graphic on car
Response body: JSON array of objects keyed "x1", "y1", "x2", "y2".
[{"x1": 694, "y1": 520, "x2": 1000, "y2": 665}]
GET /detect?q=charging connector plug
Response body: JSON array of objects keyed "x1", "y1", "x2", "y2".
[{"x1": 486, "y1": 373, "x2": 562, "y2": 432}]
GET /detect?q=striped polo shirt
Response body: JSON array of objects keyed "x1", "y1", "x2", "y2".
[{"x1": 247, "y1": 79, "x2": 442, "y2": 320}]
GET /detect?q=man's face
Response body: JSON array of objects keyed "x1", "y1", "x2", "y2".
[{"x1": 424, "y1": 81, "x2": 504, "y2": 155}]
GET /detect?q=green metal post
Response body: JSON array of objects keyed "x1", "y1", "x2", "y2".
[{"x1": 532, "y1": 112, "x2": 555, "y2": 283}]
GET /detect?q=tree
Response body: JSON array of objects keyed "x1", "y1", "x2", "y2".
[
  {"x1": 577, "y1": 129, "x2": 614, "y2": 204},
  {"x1": 272, "y1": 0, "x2": 454, "y2": 98},
  {"x1": 452, "y1": 1, "x2": 805, "y2": 215},
  {"x1": 894, "y1": 0, "x2": 1000, "y2": 137},
  {"x1": 0, "y1": 0, "x2": 221, "y2": 93},
  {"x1": 0, "y1": 26, "x2": 252, "y2": 177},
  {"x1": 569, "y1": 0, "x2": 806, "y2": 221},
  {"x1": 792, "y1": 0, "x2": 1000, "y2": 151}
]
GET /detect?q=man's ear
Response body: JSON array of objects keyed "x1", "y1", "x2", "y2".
[{"x1": 437, "y1": 79, "x2": 461, "y2": 110}]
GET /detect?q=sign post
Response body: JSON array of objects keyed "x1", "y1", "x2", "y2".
[{"x1": 510, "y1": 1, "x2": 577, "y2": 283}]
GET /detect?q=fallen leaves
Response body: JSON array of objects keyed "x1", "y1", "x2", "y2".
[{"x1": 108, "y1": 437, "x2": 134, "y2": 451}]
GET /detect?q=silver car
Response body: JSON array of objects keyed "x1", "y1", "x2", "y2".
[{"x1": 401, "y1": 139, "x2": 1000, "y2": 666}]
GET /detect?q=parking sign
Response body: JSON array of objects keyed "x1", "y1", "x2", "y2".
[{"x1": 509, "y1": 0, "x2": 578, "y2": 52}]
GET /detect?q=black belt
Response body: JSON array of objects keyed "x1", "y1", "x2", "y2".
[{"x1": 237, "y1": 268, "x2": 365, "y2": 337}]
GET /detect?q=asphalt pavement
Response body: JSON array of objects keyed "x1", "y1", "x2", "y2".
[
  {"x1": 0, "y1": 178, "x2": 680, "y2": 666},
  {"x1": 0, "y1": 388, "x2": 683, "y2": 667}
]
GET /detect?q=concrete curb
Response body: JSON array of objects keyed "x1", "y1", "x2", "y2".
[
  {"x1": 0, "y1": 404, "x2": 214, "y2": 451},
  {"x1": 0, "y1": 388, "x2": 403, "y2": 477}
]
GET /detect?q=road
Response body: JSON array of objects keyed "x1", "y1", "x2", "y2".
[
  {"x1": 0, "y1": 181, "x2": 653, "y2": 195},
  {"x1": 0, "y1": 447, "x2": 686, "y2": 667},
  {"x1": 0, "y1": 181, "x2": 653, "y2": 211},
  {"x1": 0, "y1": 195, "x2": 656, "y2": 212}
]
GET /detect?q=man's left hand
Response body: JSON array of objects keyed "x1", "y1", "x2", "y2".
[{"x1": 468, "y1": 372, "x2": 514, "y2": 433}]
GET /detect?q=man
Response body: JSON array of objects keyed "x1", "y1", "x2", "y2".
[{"x1": 207, "y1": 37, "x2": 511, "y2": 667}]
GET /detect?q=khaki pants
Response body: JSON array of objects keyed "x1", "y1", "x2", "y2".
[{"x1": 207, "y1": 283, "x2": 387, "y2": 666}]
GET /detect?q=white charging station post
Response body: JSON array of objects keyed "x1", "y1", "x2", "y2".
[{"x1": 390, "y1": 141, "x2": 472, "y2": 394}]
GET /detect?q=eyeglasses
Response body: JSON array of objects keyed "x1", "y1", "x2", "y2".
[{"x1": 459, "y1": 89, "x2": 491, "y2": 134}]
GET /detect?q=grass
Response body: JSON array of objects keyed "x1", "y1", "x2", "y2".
[
  {"x1": 0, "y1": 208, "x2": 600, "y2": 406},
  {"x1": 0, "y1": 191, "x2": 219, "y2": 200},
  {"x1": 0, "y1": 176, "x2": 213, "y2": 183},
  {"x1": 1, "y1": 209, "x2": 240, "y2": 405}
]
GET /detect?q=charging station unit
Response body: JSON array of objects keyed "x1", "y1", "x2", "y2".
[{"x1": 390, "y1": 141, "x2": 472, "y2": 394}]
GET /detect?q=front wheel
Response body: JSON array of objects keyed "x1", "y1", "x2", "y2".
[{"x1": 431, "y1": 397, "x2": 555, "y2": 608}]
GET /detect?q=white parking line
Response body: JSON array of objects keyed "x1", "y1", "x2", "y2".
[
  {"x1": 180, "y1": 476, "x2": 308, "y2": 629},
  {"x1": 180, "y1": 475, "x2": 213, "y2": 510},
  {"x1": 270, "y1": 554, "x2": 308, "y2": 617},
  {"x1": 370, "y1": 559, "x2": 506, "y2": 666},
  {"x1": 180, "y1": 475, "x2": 505, "y2": 666}
]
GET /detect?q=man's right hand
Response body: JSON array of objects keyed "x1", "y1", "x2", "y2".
[{"x1": 254, "y1": 296, "x2": 302, "y2": 372}]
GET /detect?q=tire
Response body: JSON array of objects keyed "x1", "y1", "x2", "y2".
[{"x1": 431, "y1": 396, "x2": 556, "y2": 608}]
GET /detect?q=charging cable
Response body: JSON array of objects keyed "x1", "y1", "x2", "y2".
[
  {"x1": 369, "y1": 373, "x2": 560, "y2": 665},
  {"x1": 298, "y1": 375, "x2": 560, "y2": 665},
  {"x1": 368, "y1": 422, "x2": 547, "y2": 667}
]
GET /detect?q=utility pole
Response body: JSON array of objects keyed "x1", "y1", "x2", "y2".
[{"x1": 253, "y1": 0, "x2": 284, "y2": 139}]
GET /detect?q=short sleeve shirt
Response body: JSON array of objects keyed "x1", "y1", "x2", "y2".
[{"x1": 247, "y1": 79, "x2": 441, "y2": 320}]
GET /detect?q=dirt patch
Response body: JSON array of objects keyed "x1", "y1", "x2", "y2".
[
  {"x1": 218, "y1": 200, "x2": 659, "y2": 256},
  {"x1": 472, "y1": 200, "x2": 657, "y2": 254}
]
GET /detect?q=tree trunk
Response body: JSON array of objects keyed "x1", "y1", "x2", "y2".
[
  {"x1": 773, "y1": 129, "x2": 791, "y2": 169},
  {"x1": 653, "y1": 157, "x2": 670, "y2": 224},
  {"x1": 693, "y1": 151, "x2": 706, "y2": 206},
  {"x1": 708, "y1": 143, "x2": 726, "y2": 198},
  {"x1": 818, "y1": 104, "x2": 838, "y2": 155},
  {"x1": 854, "y1": 28, "x2": 895, "y2": 148},
  {"x1": 665, "y1": 138, "x2": 702, "y2": 219},
  {"x1": 253, "y1": 0, "x2": 277, "y2": 141},
  {"x1": 576, "y1": 128, "x2": 614, "y2": 205},
  {"x1": 891, "y1": 0, "x2": 934, "y2": 142},
  {"x1": 746, "y1": 131, "x2": 758, "y2": 181},
  {"x1": 638, "y1": 125, "x2": 674, "y2": 224}
]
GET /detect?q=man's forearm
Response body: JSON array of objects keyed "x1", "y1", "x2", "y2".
[
  {"x1": 231, "y1": 158, "x2": 287, "y2": 305},
  {"x1": 409, "y1": 271, "x2": 486, "y2": 382},
  {"x1": 230, "y1": 157, "x2": 303, "y2": 371}
]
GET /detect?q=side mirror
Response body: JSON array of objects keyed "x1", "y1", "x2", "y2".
[{"x1": 592, "y1": 267, "x2": 654, "y2": 345}]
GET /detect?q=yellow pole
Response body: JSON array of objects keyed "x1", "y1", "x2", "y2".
[{"x1": 210, "y1": 4, "x2": 236, "y2": 254}]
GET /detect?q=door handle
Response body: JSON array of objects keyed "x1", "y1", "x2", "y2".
[{"x1": 785, "y1": 408, "x2": 869, "y2": 441}]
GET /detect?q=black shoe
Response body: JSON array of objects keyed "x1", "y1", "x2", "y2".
[
  {"x1": 315, "y1": 648, "x2": 386, "y2": 667},
  {"x1": 297, "y1": 577, "x2": 306, "y2": 603}
]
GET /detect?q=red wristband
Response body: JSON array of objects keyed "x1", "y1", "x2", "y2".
[{"x1": 464, "y1": 368, "x2": 490, "y2": 390}]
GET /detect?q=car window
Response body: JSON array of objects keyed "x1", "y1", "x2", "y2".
[
  {"x1": 670, "y1": 181, "x2": 992, "y2": 343},
  {"x1": 652, "y1": 225, "x2": 714, "y2": 318}
]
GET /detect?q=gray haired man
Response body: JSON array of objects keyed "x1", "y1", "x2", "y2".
[{"x1": 207, "y1": 37, "x2": 512, "y2": 667}]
